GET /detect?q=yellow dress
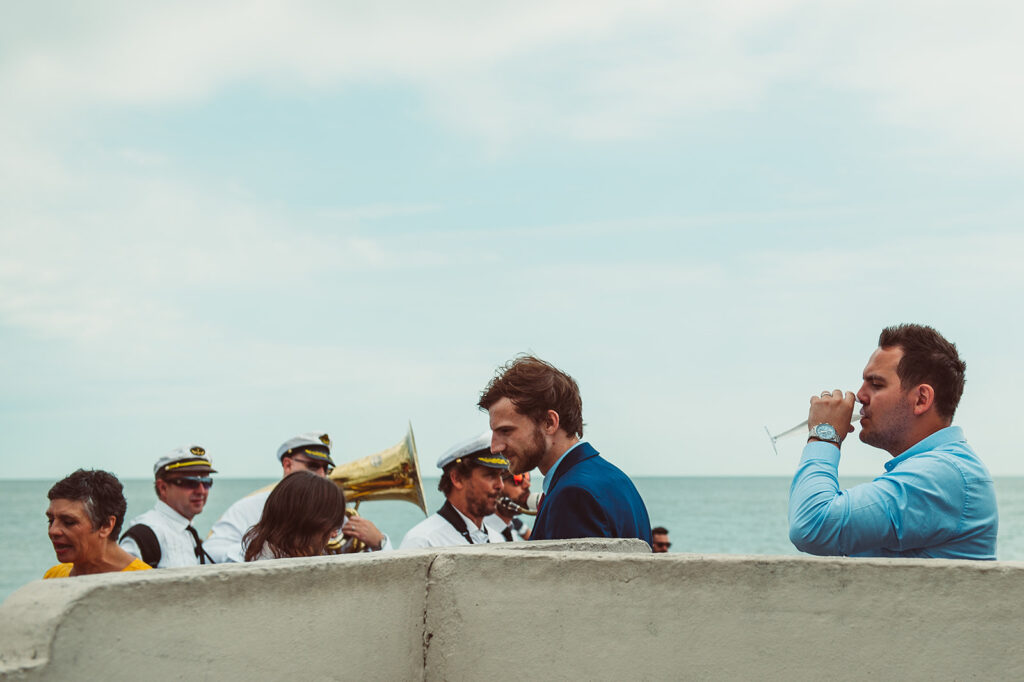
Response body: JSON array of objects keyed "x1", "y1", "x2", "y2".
[{"x1": 44, "y1": 557, "x2": 151, "y2": 579}]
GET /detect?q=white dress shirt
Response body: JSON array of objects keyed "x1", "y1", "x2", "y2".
[
  {"x1": 120, "y1": 500, "x2": 207, "y2": 568},
  {"x1": 483, "y1": 514, "x2": 526, "y2": 541},
  {"x1": 204, "y1": 489, "x2": 272, "y2": 564},
  {"x1": 400, "y1": 504, "x2": 506, "y2": 549}
]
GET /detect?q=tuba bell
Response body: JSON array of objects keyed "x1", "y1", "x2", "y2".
[{"x1": 326, "y1": 423, "x2": 428, "y2": 553}]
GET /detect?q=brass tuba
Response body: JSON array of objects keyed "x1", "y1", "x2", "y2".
[{"x1": 326, "y1": 423, "x2": 428, "y2": 553}]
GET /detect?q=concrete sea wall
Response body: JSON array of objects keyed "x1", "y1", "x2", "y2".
[{"x1": 2, "y1": 540, "x2": 1022, "y2": 680}]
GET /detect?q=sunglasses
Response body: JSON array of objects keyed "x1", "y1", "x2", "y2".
[
  {"x1": 291, "y1": 455, "x2": 333, "y2": 475},
  {"x1": 502, "y1": 472, "x2": 530, "y2": 485},
  {"x1": 653, "y1": 541, "x2": 671, "y2": 550},
  {"x1": 168, "y1": 476, "x2": 214, "y2": 490}
]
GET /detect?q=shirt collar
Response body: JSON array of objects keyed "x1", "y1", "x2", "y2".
[
  {"x1": 155, "y1": 499, "x2": 193, "y2": 528},
  {"x1": 542, "y1": 441, "x2": 587, "y2": 494},
  {"x1": 884, "y1": 425, "x2": 964, "y2": 471},
  {"x1": 452, "y1": 501, "x2": 485, "y2": 532}
]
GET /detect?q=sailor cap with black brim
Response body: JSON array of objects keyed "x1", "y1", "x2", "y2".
[
  {"x1": 276, "y1": 431, "x2": 335, "y2": 466},
  {"x1": 437, "y1": 431, "x2": 509, "y2": 470},
  {"x1": 154, "y1": 445, "x2": 217, "y2": 477}
]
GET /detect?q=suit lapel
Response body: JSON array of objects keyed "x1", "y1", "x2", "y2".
[
  {"x1": 544, "y1": 442, "x2": 598, "y2": 494},
  {"x1": 533, "y1": 442, "x2": 599, "y2": 539}
]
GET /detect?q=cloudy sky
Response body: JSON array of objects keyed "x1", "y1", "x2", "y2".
[{"x1": 3, "y1": 1, "x2": 1023, "y2": 480}]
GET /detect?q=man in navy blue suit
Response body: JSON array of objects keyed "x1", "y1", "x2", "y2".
[{"x1": 478, "y1": 355, "x2": 652, "y2": 547}]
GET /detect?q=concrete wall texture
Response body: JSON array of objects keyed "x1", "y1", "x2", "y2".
[{"x1": 2, "y1": 540, "x2": 1022, "y2": 681}]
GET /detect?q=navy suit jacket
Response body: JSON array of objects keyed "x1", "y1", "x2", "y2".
[{"x1": 530, "y1": 442, "x2": 652, "y2": 547}]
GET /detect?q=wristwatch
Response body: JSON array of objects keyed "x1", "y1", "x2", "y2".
[{"x1": 808, "y1": 423, "x2": 840, "y2": 445}]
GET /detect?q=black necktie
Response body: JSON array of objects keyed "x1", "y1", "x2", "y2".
[
  {"x1": 185, "y1": 525, "x2": 213, "y2": 564},
  {"x1": 502, "y1": 525, "x2": 514, "y2": 542}
]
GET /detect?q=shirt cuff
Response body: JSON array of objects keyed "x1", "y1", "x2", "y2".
[{"x1": 801, "y1": 439, "x2": 841, "y2": 465}]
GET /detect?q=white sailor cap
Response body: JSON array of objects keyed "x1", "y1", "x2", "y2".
[
  {"x1": 154, "y1": 445, "x2": 217, "y2": 477},
  {"x1": 276, "y1": 432, "x2": 335, "y2": 466},
  {"x1": 436, "y1": 431, "x2": 509, "y2": 471}
]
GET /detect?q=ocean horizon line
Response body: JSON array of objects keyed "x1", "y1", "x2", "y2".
[{"x1": 7, "y1": 474, "x2": 1024, "y2": 482}]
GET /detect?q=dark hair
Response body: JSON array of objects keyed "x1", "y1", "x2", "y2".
[
  {"x1": 48, "y1": 469, "x2": 128, "y2": 539},
  {"x1": 153, "y1": 471, "x2": 172, "y2": 497},
  {"x1": 438, "y1": 459, "x2": 478, "y2": 497},
  {"x1": 243, "y1": 471, "x2": 348, "y2": 561},
  {"x1": 478, "y1": 355, "x2": 584, "y2": 438},
  {"x1": 153, "y1": 470, "x2": 181, "y2": 497},
  {"x1": 652, "y1": 526, "x2": 669, "y2": 535},
  {"x1": 878, "y1": 323, "x2": 966, "y2": 420}
]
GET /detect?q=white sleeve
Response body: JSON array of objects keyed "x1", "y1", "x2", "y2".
[
  {"x1": 204, "y1": 520, "x2": 244, "y2": 563},
  {"x1": 399, "y1": 534, "x2": 430, "y2": 550},
  {"x1": 205, "y1": 496, "x2": 261, "y2": 563},
  {"x1": 399, "y1": 525, "x2": 433, "y2": 550},
  {"x1": 119, "y1": 535, "x2": 142, "y2": 559}
]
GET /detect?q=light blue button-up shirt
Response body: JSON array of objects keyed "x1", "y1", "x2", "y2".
[
  {"x1": 542, "y1": 441, "x2": 587, "y2": 495},
  {"x1": 788, "y1": 426, "x2": 998, "y2": 560}
]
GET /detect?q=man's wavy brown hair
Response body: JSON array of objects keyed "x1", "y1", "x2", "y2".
[{"x1": 478, "y1": 355, "x2": 584, "y2": 438}]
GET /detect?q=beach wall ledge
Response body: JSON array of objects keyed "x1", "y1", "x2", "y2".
[{"x1": 1, "y1": 542, "x2": 1022, "y2": 680}]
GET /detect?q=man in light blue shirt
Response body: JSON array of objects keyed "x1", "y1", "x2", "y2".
[{"x1": 789, "y1": 323, "x2": 997, "y2": 560}]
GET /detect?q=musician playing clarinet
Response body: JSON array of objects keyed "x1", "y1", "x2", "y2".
[
  {"x1": 399, "y1": 432, "x2": 509, "y2": 548},
  {"x1": 485, "y1": 470, "x2": 533, "y2": 541}
]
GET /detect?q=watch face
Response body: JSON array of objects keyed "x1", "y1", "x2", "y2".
[{"x1": 815, "y1": 424, "x2": 838, "y2": 440}]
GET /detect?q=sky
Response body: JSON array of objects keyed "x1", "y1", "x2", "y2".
[{"x1": 2, "y1": 1, "x2": 1023, "y2": 480}]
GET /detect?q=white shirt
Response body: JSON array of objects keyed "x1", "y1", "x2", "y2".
[
  {"x1": 205, "y1": 486, "x2": 392, "y2": 563},
  {"x1": 119, "y1": 500, "x2": 206, "y2": 568},
  {"x1": 249, "y1": 544, "x2": 278, "y2": 561},
  {"x1": 400, "y1": 504, "x2": 506, "y2": 549},
  {"x1": 483, "y1": 514, "x2": 526, "y2": 542},
  {"x1": 204, "y1": 489, "x2": 272, "y2": 563}
]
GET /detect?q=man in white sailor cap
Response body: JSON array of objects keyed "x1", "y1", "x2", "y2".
[
  {"x1": 399, "y1": 432, "x2": 509, "y2": 549},
  {"x1": 205, "y1": 432, "x2": 391, "y2": 563},
  {"x1": 119, "y1": 445, "x2": 217, "y2": 568}
]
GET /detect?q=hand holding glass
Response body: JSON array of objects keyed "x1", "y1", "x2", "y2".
[{"x1": 765, "y1": 412, "x2": 861, "y2": 455}]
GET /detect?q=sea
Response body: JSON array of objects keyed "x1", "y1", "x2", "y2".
[{"x1": 5, "y1": 476, "x2": 1024, "y2": 604}]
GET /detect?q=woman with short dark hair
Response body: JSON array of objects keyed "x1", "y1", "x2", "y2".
[
  {"x1": 44, "y1": 469, "x2": 151, "y2": 578},
  {"x1": 243, "y1": 471, "x2": 348, "y2": 561}
]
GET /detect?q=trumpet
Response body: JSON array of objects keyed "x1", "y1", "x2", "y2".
[{"x1": 496, "y1": 492, "x2": 542, "y2": 517}]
